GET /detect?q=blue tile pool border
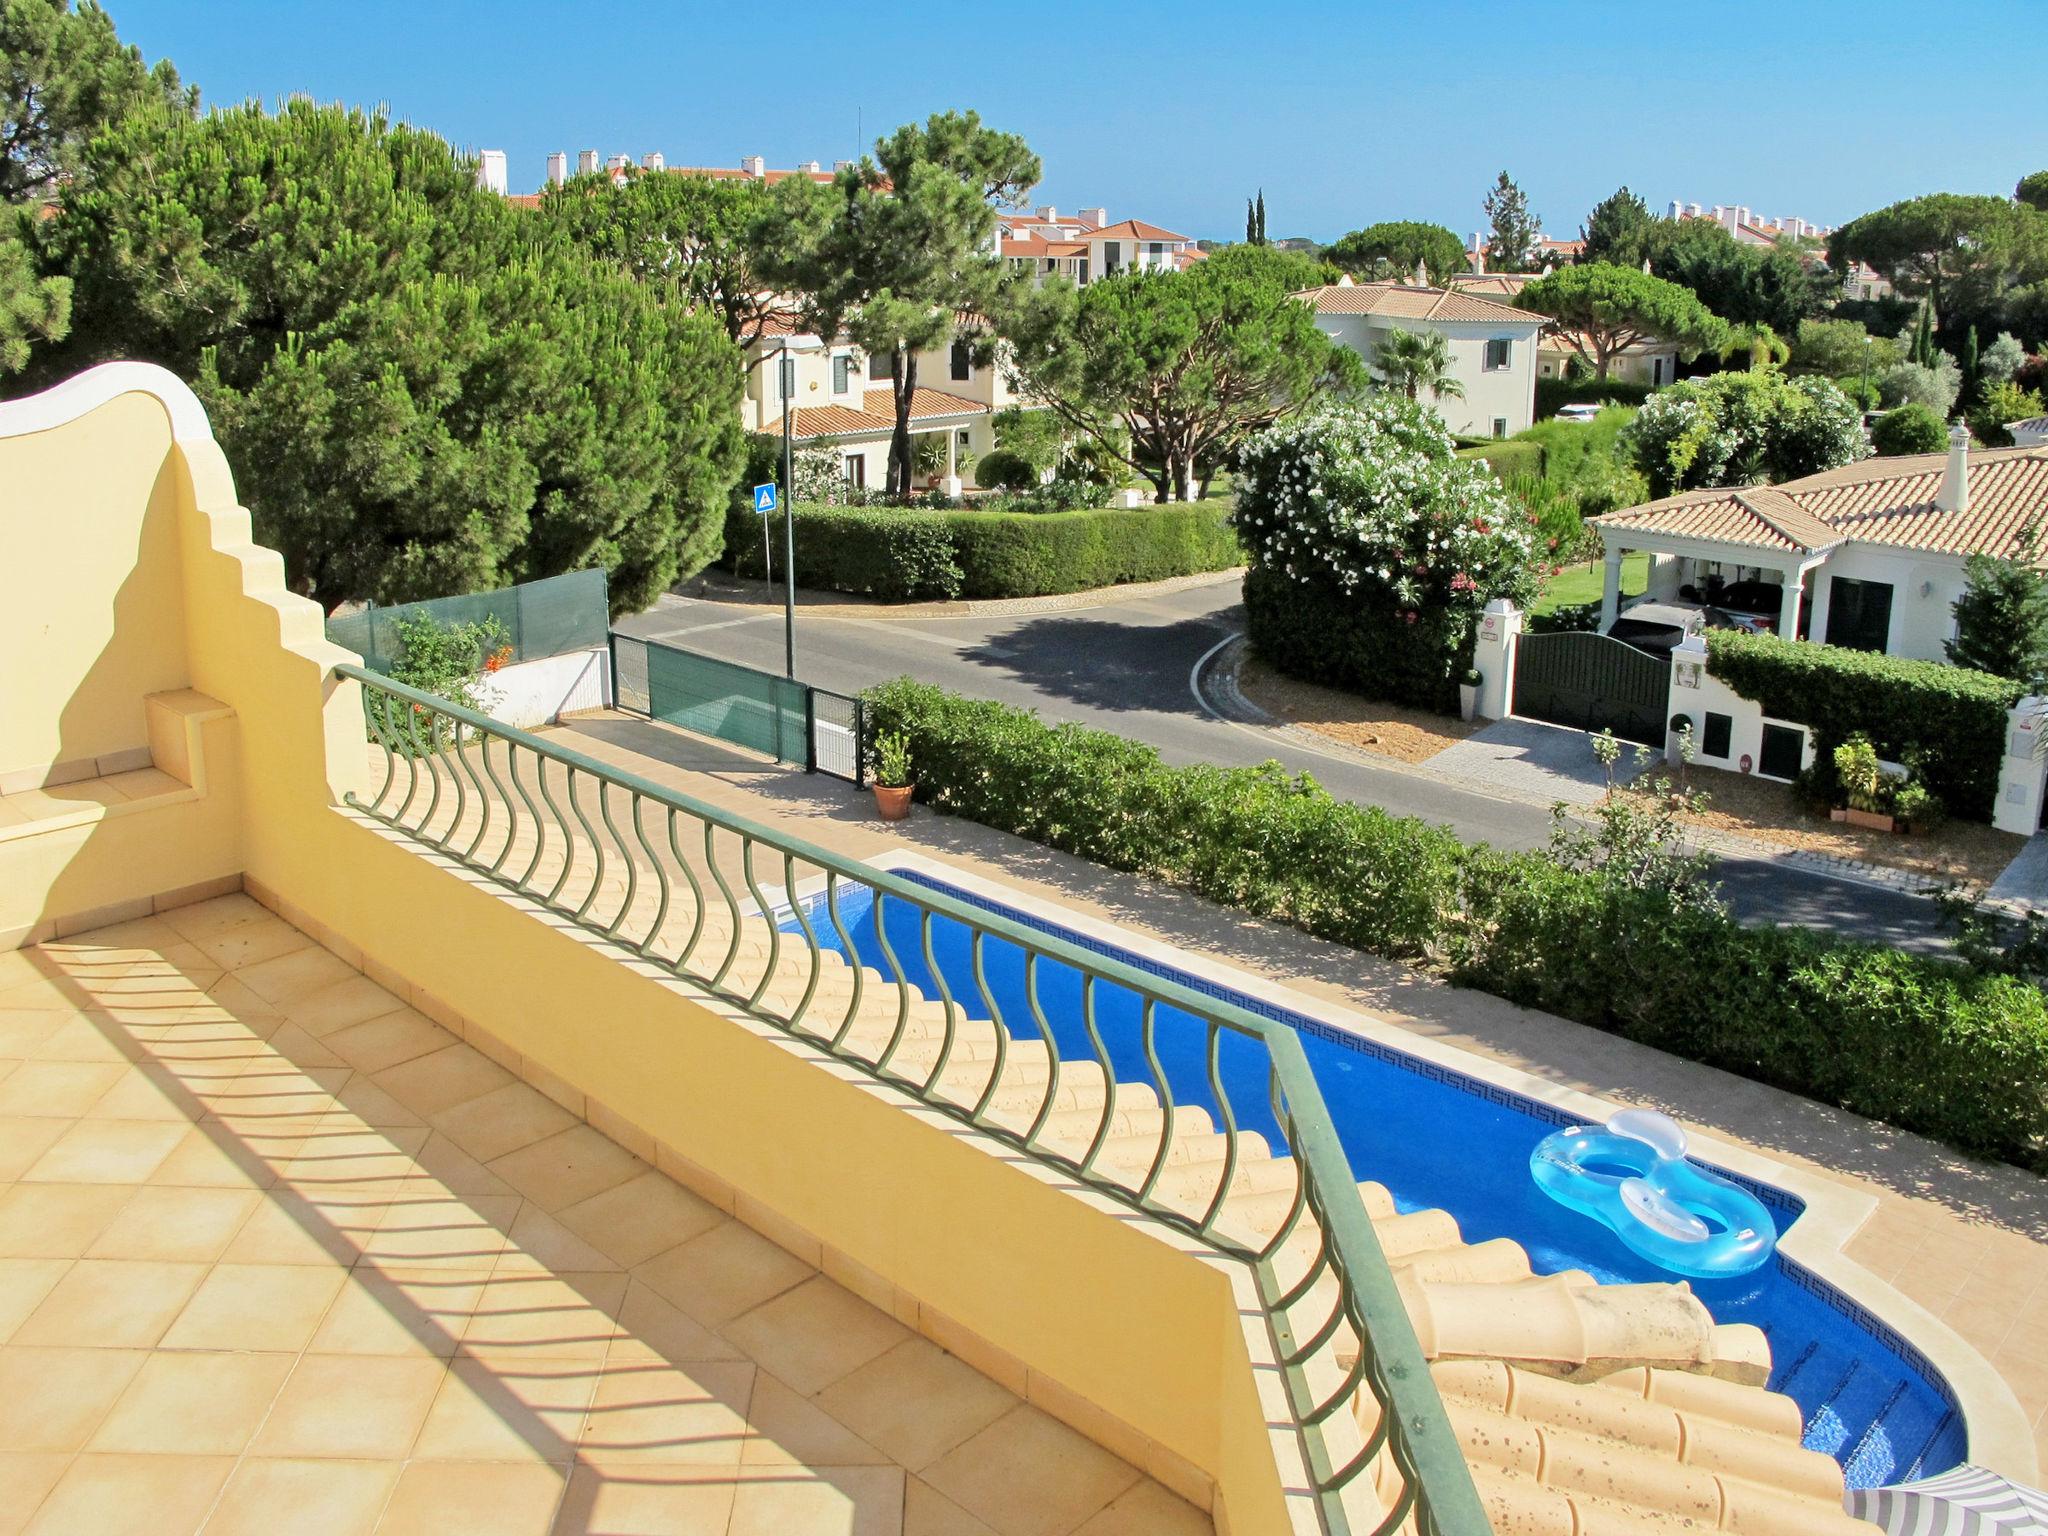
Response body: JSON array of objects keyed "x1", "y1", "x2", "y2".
[{"x1": 856, "y1": 866, "x2": 1967, "y2": 1439}]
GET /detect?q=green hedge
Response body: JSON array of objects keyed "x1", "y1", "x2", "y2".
[
  {"x1": 1536, "y1": 377, "x2": 1656, "y2": 417},
  {"x1": 865, "y1": 678, "x2": 2048, "y2": 1166},
  {"x1": 1455, "y1": 438, "x2": 1545, "y2": 480},
  {"x1": 1705, "y1": 631, "x2": 2022, "y2": 819},
  {"x1": 1243, "y1": 565, "x2": 1470, "y2": 712},
  {"x1": 721, "y1": 500, "x2": 1240, "y2": 602}
]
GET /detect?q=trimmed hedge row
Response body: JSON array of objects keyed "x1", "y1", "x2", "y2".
[
  {"x1": 865, "y1": 678, "x2": 2048, "y2": 1166},
  {"x1": 1243, "y1": 565, "x2": 1471, "y2": 712},
  {"x1": 1455, "y1": 438, "x2": 1545, "y2": 480},
  {"x1": 721, "y1": 500, "x2": 1240, "y2": 602},
  {"x1": 1705, "y1": 631, "x2": 2022, "y2": 819},
  {"x1": 1536, "y1": 377, "x2": 1656, "y2": 417}
]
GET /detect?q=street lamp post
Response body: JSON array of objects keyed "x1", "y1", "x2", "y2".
[{"x1": 779, "y1": 336, "x2": 796, "y2": 679}]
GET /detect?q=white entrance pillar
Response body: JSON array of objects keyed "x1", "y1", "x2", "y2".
[
  {"x1": 1776, "y1": 570, "x2": 1804, "y2": 640},
  {"x1": 940, "y1": 429, "x2": 962, "y2": 498},
  {"x1": 1993, "y1": 696, "x2": 2048, "y2": 836},
  {"x1": 1474, "y1": 598, "x2": 1521, "y2": 721},
  {"x1": 1598, "y1": 548, "x2": 1626, "y2": 632}
]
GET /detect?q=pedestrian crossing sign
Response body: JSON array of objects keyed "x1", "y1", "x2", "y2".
[{"x1": 753, "y1": 483, "x2": 778, "y2": 514}]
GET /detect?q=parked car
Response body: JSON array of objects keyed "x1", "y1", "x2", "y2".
[
  {"x1": 1554, "y1": 403, "x2": 1604, "y2": 423},
  {"x1": 1606, "y1": 600, "x2": 1742, "y2": 657},
  {"x1": 1681, "y1": 578, "x2": 1781, "y2": 635}
]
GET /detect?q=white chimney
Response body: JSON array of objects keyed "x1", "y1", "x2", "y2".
[
  {"x1": 799, "y1": 160, "x2": 820, "y2": 174},
  {"x1": 1036, "y1": 204, "x2": 1057, "y2": 222},
  {"x1": 833, "y1": 159, "x2": 854, "y2": 172},
  {"x1": 546, "y1": 152, "x2": 568, "y2": 186},
  {"x1": 740, "y1": 155, "x2": 766, "y2": 178},
  {"x1": 1412, "y1": 259, "x2": 1428, "y2": 285},
  {"x1": 642, "y1": 151, "x2": 665, "y2": 171},
  {"x1": 475, "y1": 149, "x2": 508, "y2": 196},
  {"x1": 1687, "y1": 202, "x2": 1701, "y2": 218},
  {"x1": 1078, "y1": 207, "x2": 1106, "y2": 229},
  {"x1": 605, "y1": 154, "x2": 630, "y2": 172},
  {"x1": 577, "y1": 149, "x2": 600, "y2": 175},
  {"x1": 1668, "y1": 199, "x2": 1682, "y2": 220},
  {"x1": 1937, "y1": 425, "x2": 1971, "y2": 512}
]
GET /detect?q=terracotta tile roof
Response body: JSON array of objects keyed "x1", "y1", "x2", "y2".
[
  {"x1": 665, "y1": 164, "x2": 839, "y2": 185},
  {"x1": 2009, "y1": 414, "x2": 2048, "y2": 435},
  {"x1": 1088, "y1": 218, "x2": 1193, "y2": 243},
  {"x1": 1003, "y1": 236, "x2": 1088, "y2": 258},
  {"x1": 787, "y1": 387, "x2": 987, "y2": 441},
  {"x1": 1449, "y1": 273, "x2": 1534, "y2": 298},
  {"x1": 1298, "y1": 282, "x2": 1543, "y2": 325},
  {"x1": 1595, "y1": 446, "x2": 2048, "y2": 561},
  {"x1": 504, "y1": 192, "x2": 543, "y2": 211}
]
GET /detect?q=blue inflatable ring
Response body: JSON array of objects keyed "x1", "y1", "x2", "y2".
[{"x1": 1530, "y1": 1109, "x2": 1777, "y2": 1279}]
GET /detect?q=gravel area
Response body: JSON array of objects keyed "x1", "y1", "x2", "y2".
[{"x1": 1235, "y1": 656, "x2": 1481, "y2": 763}]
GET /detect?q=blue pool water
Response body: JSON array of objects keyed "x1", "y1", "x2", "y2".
[{"x1": 784, "y1": 872, "x2": 1967, "y2": 1489}]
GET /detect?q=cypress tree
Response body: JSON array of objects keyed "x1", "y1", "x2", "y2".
[
  {"x1": 1255, "y1": 189, "x2": 1267, "y2": 244},
  {"x1": 1246, "y1": 198, "x2": 1256, "y2": 244},
  {"x1": 1961, "y1": 324, "x2": 1980, "y2": 405}
]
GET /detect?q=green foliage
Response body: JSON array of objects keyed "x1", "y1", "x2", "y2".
[
  {"x1": 1948, "y1": 523, "x2": 2048, "y2": 685},
  {"x1": 1511, "y1": 408, "x2": 1647, "y2": 517},
  {"x1": 1829, "y1": 193, "x2": 2048, "y2": 328},
  {"x1": 1983, "y1": 330, "x2": 2028, "y2": 384},
  {"x1": 1706, "y1": 629, "x2": 2023, "y2": 820},
  {"x1": 1578, "y1": 186, "x2": 1655, "y2": 268},
  {"x1": 1832, "y1": 735, "x2": 1894, "y2": 814},
  {"x1": 864, "y1": 678, "x2": 2048, "y2": 1166},
  {"x1": 1789, "y1": 318, "x2": 1897, "y2": 378},
  {"x1": 1516, "y1": 262, "x2": 1729, "y2": 380},
  {"x1": 32, "y1": 99, "x2": 743, "y2": 614},
  {"x1": 1373, "y1": 326, "x2": 1464, "y2": 402},
  {"x1": 1236, "y1": 398, "x2": 1541, "y2": 710},
  {"x1": 0, "y1": 0, "x2": 195, "y2": 204},
  {"x1": 1535, "y1": 377, "x2": 1652, "y2": 417},
  {"x1": 1621, "y1": 371, "x2": 1869, "y2": 495},
  {"x1": 1482, "y1": 171, "x2": 1540, "y2": 273},
  {"x1": 0, "y1": 232, "x2": 68, "y2": 371},
  {"x1": 763, "y1": 111, "x2": 1039, "y2": 497},
  {"x1": 1646, "y1": 218, "x2": 1831, "y2": 333},
  {"x1": 720, "y1": 499, "x2": 1239, "y2": 601},
  {"x1": 991, "y1": 406, "x2": 1063, "y2": 472},
  {"x1": 870, "y1": 731, "x2": 912, "y2": 788},
  {"x1": 389, "y1": 612, "x2": 509, "y2": 718},
  {"x1": 1878, "y1": 356, "x2": 1962, "y2": 417},
  {"x1": 2020, "y1": 173, "x2": 2048, "y2": 214},
  {"x1": 1001, "y1": 243, "x2": 1366, "y2": 502},
  {"x1": 972, "y1": 448, "x2": 1038, "y2": 491},
  {"x1": 1973, "y1": 379, "x2": 2048, "y2": 446},
  {"x1": 1457, "y1": 437, "x2": 1542, "y2": 479},
  {"x1": 1323, "y1": 220, "x2": 1467, "y2": 285},
  {"x1": 1871, "y1": 402, "x2": 1948, "y2": 455}
]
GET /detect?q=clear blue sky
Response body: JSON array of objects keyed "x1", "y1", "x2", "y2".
[{"x1": 111, "y1": 0, "x2": 2045, "y2": 244}]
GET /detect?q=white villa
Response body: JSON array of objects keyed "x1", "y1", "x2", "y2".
[
  {"x1": 1449, "y1": 271, "x2": 1683, "y2": 390},
  {"x1": 997, "y1": 206, "x2": 1203, "y2": 285},
  {"x1": 1591, "y1": 430, "x2": 2048, "y2": 659},
  {"x1": 1297, "y1": 277, "x2": 1544, "y2": 438}
]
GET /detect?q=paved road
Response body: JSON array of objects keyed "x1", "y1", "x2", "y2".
[{"x1": 616, "y1": 576, "x2": 1952, "y2": 952}]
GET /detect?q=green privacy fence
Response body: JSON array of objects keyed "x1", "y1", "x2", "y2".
[
  {"x1": 610, "y1": 633, "x2": 866, "y2": 784},
  {"x1": 326, "y1": 569, "x2": 610, "y2": 675}
]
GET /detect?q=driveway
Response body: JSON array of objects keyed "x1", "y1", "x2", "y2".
[
  {"x1": 1422, "y1": 718, "x2": 1653, "y2": 808},
  {"x1": 615, "y1": 575, "x2": 1957, "y2": 952}
]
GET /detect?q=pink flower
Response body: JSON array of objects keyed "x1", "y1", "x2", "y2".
[{"x1": 1404, "y1": 611, "x2": 1419, "y2": 624}]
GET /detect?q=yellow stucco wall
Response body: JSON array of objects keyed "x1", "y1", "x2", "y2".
[
  {"x1": 3, "y1": 365, "x2": 1310, "y2": 1535},
  {"x1": 0, "y1": 392, "x2": 194, "y2": 778}
]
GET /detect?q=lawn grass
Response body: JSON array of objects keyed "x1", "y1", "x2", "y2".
[{"x1": 1533, "y1": 550, "x2": 1647, "y2": 614}]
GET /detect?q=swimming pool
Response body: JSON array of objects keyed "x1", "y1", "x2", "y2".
[{"x1": 783, "y1": 868, "x2": 1968, "y2": 1490}]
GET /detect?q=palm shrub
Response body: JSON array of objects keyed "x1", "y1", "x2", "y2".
[
  {"x1": 1235, "y1": 399, "x2": 1543, "y2": 710},
  {"x1": 1372, "y1": 328, "x2": 1465, "y2": 403}
]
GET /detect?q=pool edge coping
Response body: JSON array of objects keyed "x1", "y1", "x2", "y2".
[{"x1": 866, "y1": 845, "x2": 2039, "y2": 1486}]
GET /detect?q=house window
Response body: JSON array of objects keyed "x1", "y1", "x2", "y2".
[
  {"x1": 844, "y1": 455, "x2": 865, "y2": 488},
  {"x1": 950, "y1": 341, "x2": 971, "y2": 381},
  {"x1": 1758, "y1": 723, "x2": 1806, "y2": 781},
  {"x1": 868, "y1": 351, "x2": 893, "y2": 382},
  {"x1": 778, "y1": 357, "x2": 796, "y2": 399},
  {"x1": 1652, "y1": 358, "x2": 1666, "y2": 386},
  {"x1": 1148, "y1": 241, "x2": 1163, "y2": 260},
  {"x1": 1483, "y1": 337, "x2": 1512, "y2": 371},
  {"x1": 1703, "y1": 712, "x2": 1733, "y2": 759},
  {"x1": 1492, "y1": 418, "x2": 1508, "y2": 439},
  {"x1": 1823, "y1": 576, "x2": 1894, "y2": 653},
  {"x1": 832, "y1": 354, "x2": 852, "y2": 394},
  {"x1": 1102, "y1": 242, "x2": 1120, "y2": 274}
]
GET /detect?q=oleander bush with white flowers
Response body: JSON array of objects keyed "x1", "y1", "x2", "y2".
[{"x1": 1235, "y1": 396, "x2": 1547, "y2": 711}]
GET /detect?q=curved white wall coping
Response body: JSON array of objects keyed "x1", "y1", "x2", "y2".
[
  {"x1": 0, "y1": 361, "x2": 216, "y2": 445},
  {"x1": 865, "y1": 849, "x2": 2039, "y2": 1485}
]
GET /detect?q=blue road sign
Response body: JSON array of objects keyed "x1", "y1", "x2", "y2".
[{"x1": 753, "y1": 483, "x2": 778, "y2": 514}]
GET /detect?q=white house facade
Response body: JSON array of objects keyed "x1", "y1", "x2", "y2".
[
  {"x1": 1298, "y1": 280, "x2": 1544, "y2": 438},
  {"x1": 1590, "y1": 431, "x2": 2048, "y2": 662}
]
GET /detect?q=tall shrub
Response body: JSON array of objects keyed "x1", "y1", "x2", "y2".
[
  {"x1": 1235, "y1": 399, "x2": 1542, "y2": 710},
  {"x1": 1621, "y1": 371, "x2": 1869, "y2": 495}
]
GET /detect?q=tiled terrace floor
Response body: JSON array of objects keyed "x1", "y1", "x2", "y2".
[
  {"x1": 0, "y1": 896, "x2": 1207, "y2": 1536},
  {"x1": 555, "y1": 710, "x2": 2048, "y2": 1478}
]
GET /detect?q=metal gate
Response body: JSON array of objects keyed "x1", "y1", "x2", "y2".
[
  {"x1": 609, "y1": 633, "x2": 866, "y2": 784},
  {"x1": 1512, "y1": 631, "x2": 1670, "y2": 746}
]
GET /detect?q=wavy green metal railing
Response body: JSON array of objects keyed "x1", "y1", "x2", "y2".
[{"x1": 334, "y1": 663, "x2": 1490, "y2": 1536}]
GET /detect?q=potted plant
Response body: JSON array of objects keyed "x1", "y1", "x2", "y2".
[
  {"x1": 871, "y1": 731, "x2": 914, "y2": 821},
  {"x1": 1831, "y1": 735, "x2": 1897, "y2": 832},
  {"x1": 1459, "y1": 667, "x2": 1482, "y2": 722}
]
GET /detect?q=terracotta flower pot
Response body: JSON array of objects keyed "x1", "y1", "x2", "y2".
[
  {"x1": 1843, "y1": 807, "x2": 1895, "y2": 832},
  {"x1": 873, "y1": 784, "x2": 914, "y2": 822}
]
